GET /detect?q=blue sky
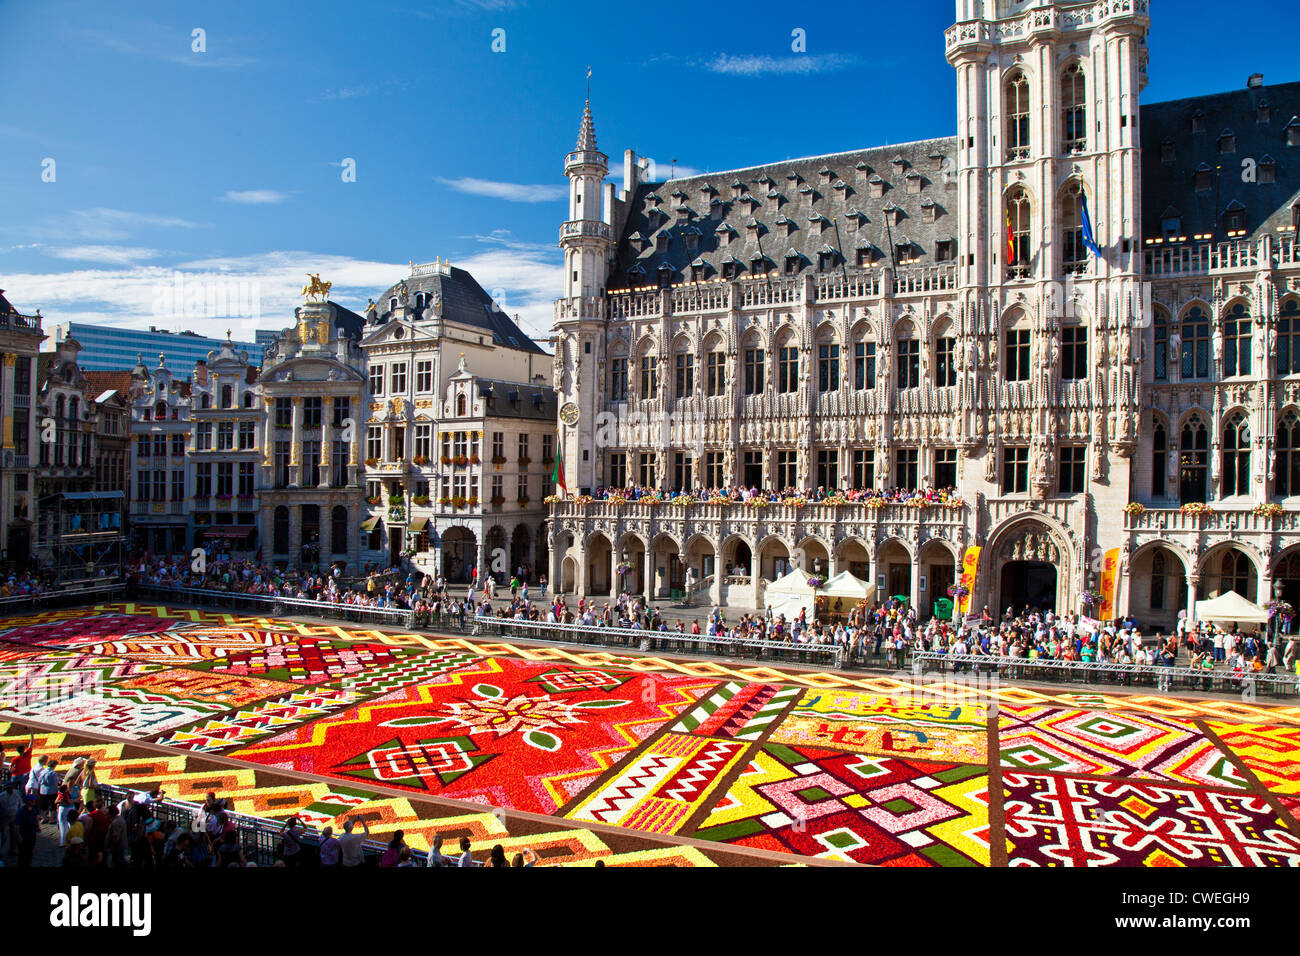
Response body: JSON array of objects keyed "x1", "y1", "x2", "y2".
[{"x1": 1, "y1": 0, "x2": 1296, "y2": 350}]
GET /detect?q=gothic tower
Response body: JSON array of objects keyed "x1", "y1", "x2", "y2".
[
  {"x1": 554, "y1": 94, "x2": 614, "y2": 492},
  {"x1": 946, "y1": 0, "x2": 1150, "y2": 607}
]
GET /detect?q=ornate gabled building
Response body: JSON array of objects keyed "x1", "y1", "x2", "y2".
[
  {"x1": 0, "y1": 290, "x2": 44, "y2": 566},
  {"x1": 258, "y1": 297, "x2": 367, "y2": 572},
  {"x1": 358, "y1": 260, "x2": 554, "y2": 579},
  {"x1": 127, "y1": 354, "x2": 192, "y2": 555},
  {"x1": 35, "y1": 337, "x2": 126, "y2": 578},
  {"x1": 189, "y1": 335, "x2": 262, "y2": 557},
  {"x1": 549, "y1": 0, "x2": 1300, "y2": 623}
]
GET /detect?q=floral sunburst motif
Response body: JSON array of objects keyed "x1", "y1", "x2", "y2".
[{"x1": 438, "y1": 692, "x2": 587, "y2": 738}]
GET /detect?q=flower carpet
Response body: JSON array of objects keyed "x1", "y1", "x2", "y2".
[{"x1": 1, "y1": 603, "x2": 1299, "y2": 867}]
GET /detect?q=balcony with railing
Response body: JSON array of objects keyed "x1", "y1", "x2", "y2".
[
  {"x1": 1123, "y1": 504, "x2": 1300, "y2": 536},
  {"x1": 0, "y1": 308, "x2": 42, "y2": 334},
  {"x1": 1142, "y1": 237, "x2": 1266, "y2": 277},
  {"x1": 550, "y1": 497, "x2": 969, "y2": 542}
]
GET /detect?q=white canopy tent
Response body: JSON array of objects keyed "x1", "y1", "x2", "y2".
[
  {"x1": 763, "y1": 568, "x2": 814, "y2": 621},
  {"x1": 1194, "y1": 590, "x2": 1268, "y2": 625},
  {"x1": 818, "y1": 570, "x2": 876, "y2": 602}
]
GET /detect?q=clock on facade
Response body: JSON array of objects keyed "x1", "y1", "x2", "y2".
[{"x1": 559, "y1": 402, "x2": 580, "y2": 425}]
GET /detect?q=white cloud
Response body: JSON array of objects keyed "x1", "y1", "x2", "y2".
[
  {"x1": 17, "y1": 207, "x2": 206, "y2": 244},
  {"x1": 436, "y1": 177, "x2": 567, "y2": 203},
  {"x1": 640, "y1": 159, "x2": 704, "y2": 181},
  {"x1": 221, "y1": 190, "x2": 290, "y2": 205},
  {"x1": 5, "y1": 238, "x2": 562, "y2": 351},
  {"x1": 79, "y1": 27, "x2": 258, "y2": 69},
  {"x1": 704, "y1": 53, "x2": 862, "y2": 77},
  {"x1": 46, "y1": 245, "x2": 160, "y2": 265}
]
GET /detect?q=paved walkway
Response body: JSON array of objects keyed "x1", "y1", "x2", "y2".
[{"x1": 0, "y1": 818, "x2": 70, "y2": 868}]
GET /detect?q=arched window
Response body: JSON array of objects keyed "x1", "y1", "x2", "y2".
[
  {"x1": 221, "y1": 384, "x2": 233, "y2": 409},
  {"x1": 1005, "y1": 70, "x2": 1030, "y2": 160},
  {"x1": 1223, "y1": 302, "x2": 1252, "y2": 377},
  {"x1": 1152, "y1": 420, "x2": 1167, "y2": 497},
  {"x1": 1276, "y1": 409, "x2": 1300, "y2": 497},
  {"x1": 1219, "y1": 550, "x2": 1252, "y2": 598},
  {"x1": 1180, "y1": 305, "x2": 1210, "y2": 379},
  {"x1": 1006, "y1": 188, "x2": 1031, "y2": 279},
  {"x1": 243, "y1": 392, "x2": 253, "y2": 408},
  {"x1": 1278, "y1": 298, "x2": 1300, "y2": 375},
  {"x1": 388, "y1": 296, "x2": 398, "y2": 313},
  {"x1": 896, "y1": 323, "x2": 921, "y2": 390},
  {"x1": 1179, "y1": 414, "x2": 1209, "y2": 503},
  {"x1": 68, "y1": 397, "x2": 79, "y2": 422},
  {"x1": 705, "y1": 345, "x2": 726, "y2": 397},
  {"x1": 331, "y1": 505, "x2": 348, "y2": 555},
  {"x1": 1222, "y1": 412, "x2": 1250, "y2": 496},
  {"x1": 155, "y1": 400, "x2": 167, "y2": 419},
  {"x1": 1154, "y1": 310, "x2": 1169, "y2": 381},
  {"x1": 776, "y1": 331, "x2": 799, "y2": 394},
  {"x1": 273, "y1": 506, "x2": 290, "y2": 554},
  {"x1": 743, "y1": 334, "x2": 766, "y2": 395},
  {"x1": 456, "y1": 393, "x2": 467, "y2": 416},
  {"x1": 1061, "y1": 63, "x2": 1087, "y2": 153},
  {"x1": 201, "y1": 393, "x2": 212, "y2": 409},
  {"x1": 1061, "y1": 181, "x2": 1086, "y2": 275}
]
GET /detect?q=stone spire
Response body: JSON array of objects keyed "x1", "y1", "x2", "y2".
[{"x1": 576, "y1": 97, "x2": 597, "y2": 152}]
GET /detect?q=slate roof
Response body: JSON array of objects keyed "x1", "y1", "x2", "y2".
[
  {"x1": 369, "y1": 266, "x2": 544, "y2": 354},
  {"x1": 1140, "y1": 79, "x2": 1300, "y2": 239},
  {"x1": 609, "y1": 137, "x2": 958, "y2": 289},
  {"x1": 471, "y1": 378, "x2": 557, "y2": 421}
]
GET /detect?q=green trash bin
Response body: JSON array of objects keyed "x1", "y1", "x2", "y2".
[
  {"x1": 933, "y1": 597, "x2": 953, "y2": 620},
  {"x1": 892, "y1": 594, "x2": 910, "y2": 607}
]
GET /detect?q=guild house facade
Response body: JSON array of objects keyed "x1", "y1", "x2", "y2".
[{"x1": 549, "y1": 0, "x2": 1300, "y2": 626}]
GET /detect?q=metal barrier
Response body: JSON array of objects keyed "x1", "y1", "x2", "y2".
[
  {"x1": 137, "y1": 584, "x2": 416, "y2": 628},
  {"x1": 474, "y1": 616, "x2": 851, "y2": 669},
  {"x1": 0, "y1": 761, "x2": 421, "y2": 867},
  {"x1": 913, "y1": 651, "x2": 1300, "y2": 697},
  {"x1": 0, "y1": 582, "x2": 126, "y2": 612}
]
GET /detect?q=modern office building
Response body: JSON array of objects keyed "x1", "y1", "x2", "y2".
[{"x1": 47, "y1": 321, "x2": 262, "y2": 373}]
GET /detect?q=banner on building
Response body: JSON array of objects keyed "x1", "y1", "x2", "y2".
[
  {"x1": 957, "y1": 545, "x2": 981, "y2": 616},
  {"x1": 1098, "y1": 547, "x2": 1121, "y2": 619}
]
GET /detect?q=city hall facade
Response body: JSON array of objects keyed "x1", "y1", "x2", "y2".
[{"x1": 548, "y1": 0, "x2": 1300, "y2": 626}]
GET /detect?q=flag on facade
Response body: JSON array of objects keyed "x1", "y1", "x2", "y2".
[
  {"x1": 552, "y1": 431, "x2": 568, "y2": 497},
  {"x1": 1081, "y1": 187, "x2": 1104, "y2": 258},
  {"x1": 1006, "y1": 206, "x2": 1016, "y2": 264}
]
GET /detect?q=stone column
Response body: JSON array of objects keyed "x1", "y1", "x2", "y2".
[
  {"x1": 909, "y1": 556, "x2": 922, "y2": 616},
  {"x1": 1186, "y1": 574, "x2": 1200, "y2": 625},
  {"x1": 289, "y1": 503, "x2": 302, "y2": 570},
  {"x1": 289, "y1": 397, "x2": 303, "y2": 487},
  {"x1": 476, "y1": 535, "x2": 488, "y2": 587},
  {"x1": 709, "y1": 540, "x2": 723, "y2": 607},
  {"x1": 319, "y1": 414, "x2": 332, "y2": 488},
  {"x1": 610, "y1": 548, "x2": 620, "y2": 598}
]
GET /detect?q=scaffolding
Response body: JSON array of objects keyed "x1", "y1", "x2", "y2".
[{"x1": 36, "y1": 490, "x2": 126, "y2": 584}]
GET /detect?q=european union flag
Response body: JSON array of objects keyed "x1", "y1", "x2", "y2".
[{"x1": 1081, "y1": 189, "x2": 1103, "y2": 258}]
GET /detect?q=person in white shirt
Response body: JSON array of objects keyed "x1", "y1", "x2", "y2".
[{"x1": 458, "y1": 835, "x2": 484, "y2": 867}]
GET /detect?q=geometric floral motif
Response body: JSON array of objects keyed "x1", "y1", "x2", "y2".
[
  {"x1": 564, "y1": 732, "x2": 751, "y2": 835},
  {"x1": 670, "y1": 681, "x2": 802, "y2": 740},
  {"x1": 999, "y1": 707, "x2": 1250, "y2": 790},
  {"x1": 188, "y1": 637, "x2": 425, "y2": 685},
  {"x1": 150, "y1": 687, "x2": 367, "y2": 751},
  {"x1": 691, "y1": 743, "x2": 990, "y2": 866},
  {"x1": 228, "y1": 658, "x2": 714, "y2": 816},
  {"x1": 1003, "y1": 772, "x2": 1300, "y2": 867},
  {"x1": 767, "y1": 690, "x2": 989, "y2": 763},
  {"x1": 112, "y1": 669, "x2": 298, "y2": 709},
  {"x1": 0, "y1": 613, "x2": 185, "y2": 647},
  {"x1": 1205, "y1": 722, "x2": 1300, "y2": 795}
]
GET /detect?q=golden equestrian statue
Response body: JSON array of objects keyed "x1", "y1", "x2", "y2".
[{"x1": 301, "y1": 273, "x2": 332, "y2": 302}]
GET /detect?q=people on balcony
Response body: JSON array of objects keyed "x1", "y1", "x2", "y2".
[{"x1": 576, "y1": 483, "x2": 964, "y2": 507}]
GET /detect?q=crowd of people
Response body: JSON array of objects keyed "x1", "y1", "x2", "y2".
[
  {"x1": 0, "y1": 736, "x2": 545, "y2": 868},
  {"x1": 584, "y1": 484, "x2": 965, "y2": 508}
]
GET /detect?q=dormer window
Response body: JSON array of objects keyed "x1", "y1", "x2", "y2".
[
  {"x1": 928, "y1": 152, "x2": 945, "y2": 172},
  {"x1": 895, "y1": 241, "x2": 913, "y2": 264},
  {"x1": 856, "y1": 244, "x2": 876, "y2": 267},
  {"x1": 674, "y1": 204, "x2": 694, "y2": 220},
  {"x1": 1194, "y1": 163, "x2": 1214, "y2": 192},
  {"x1": 1161, "y1": 138, "x2": 1176, "y2": 164},
  {"x1": 1260, "y1": 155, "x2": 1277, "y2": 184},
  {"x1": 684, "y1": 227, "x2": 701, "y2": 251},
  {"x1": 671, "y1": 188, "x2": 688, "y2": 206},
  {"x1": 690, "y1": 258, "x2": 707, "y2": 281},
  {"x1": 1161, "y1": 209, "x2": 1182, "y2": 240},
  {"x1": 1192, "y1": 110, "x2": 1207, "y2": 134},
  {"x1": 721, "y1": 257, "x2": 741, "y2": 280},
  {"x1": 783, "y1": 250, "x2": 801, "y2": 275},
  {"x1": 905, "y1": 170, "x2": 923, "y2": 194},
  {"x1": 388, "y1": 296, "x2": 398, "y2": 313},
  {"x1": 1223, "y1": 200, "x2": 1246, "y2": 233},
  {"x1": 1258, "y1": 102, "x2": 1272, "y2": 125},
  {"x1": 750, "y1": 251, "x2": 768, "y2": 274},
  {"x1": 935, "y1": 238, "x2": 957, "y2": 262},
  {"x1": 817, "y1": 245, "x2": 838, "y2": 271},
  {"x1": 655, "y1": 231, "x2": 670, "y2": 252},
  {"x1": 656, "y1": 262, "x2": 673, "y2": 288},
  {"x1": 818, "y1": 167, "x2": 834, "y2": 184},
  {"x1": 831, "y1": 179, "x2": 847, "y2": 193},
  {"x1": 854, "y1": 160, "x2": 870, "y2": 179},
  {"x1": 1218, "y1": 129, "x2": 1237, "y2": 154},
  {"x1": 921, "y1": 199, "x2": 938, "y2": 223},
  {"x1": 785, "y1": 170, "x2": 801, "y2": 184},
  {"x1": 844, "y1": 208, "x2": 861, "y2": 232},
  {"x1": 730, "y1": 180, "x2": 745, "y2": 198},
  {"x1": 882, "y1": 201, "x2": 903, "y2": 225},
  {"x1": 798, "y1": 184, "x2": 816, "y2": 205},
  {"x1": 868, "y1": 175, "x2": 886, "y2": 198},
  {"x1": 1287, "y1": 117, "x2": 1300, "y2": 147},
  {"x1": 715, "y1": 222, "x2": 735, "y2": 245},
  {"x1": 774, "y1": 215, "x2": 795, "y2": 237},
  {"x1": 415, "y1": 292, "x2": 426, "y2": 311}
]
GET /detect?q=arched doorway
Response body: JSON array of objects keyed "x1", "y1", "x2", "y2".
[
  {"x1": 441, "y1": 527, "x2": 477, "y2": 583},
  {"x1": 919, "y1": 540, "x2": 959, "y2": 619},
  {"x1": 986, "y1": 520, "x2": 1066, "y2": 615},
  {"x1": 510, "y1": 524, "x2": 531, "y2": 578},
  {"x1": 561, "y1": 556, "x2": 578, "y2": 594},
  {"x1": 486, "y1": 526, "x2": 507, "y2": 582},
  {"x1": 1130, "y1": 544, "x2": 1189, "y2": 631},
  {"x1": 723, "y1": 538, "x2": 753, "y2": 577},
  {"x1": 586, "y1": 532, "x2": 612, "y2": 596},
  {"x1": 1197, "y1": 546, "x2": 1259, "y2": 602},
  {"x1": 877, "y1": 539, "x2": 913, "y2": 603}
]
